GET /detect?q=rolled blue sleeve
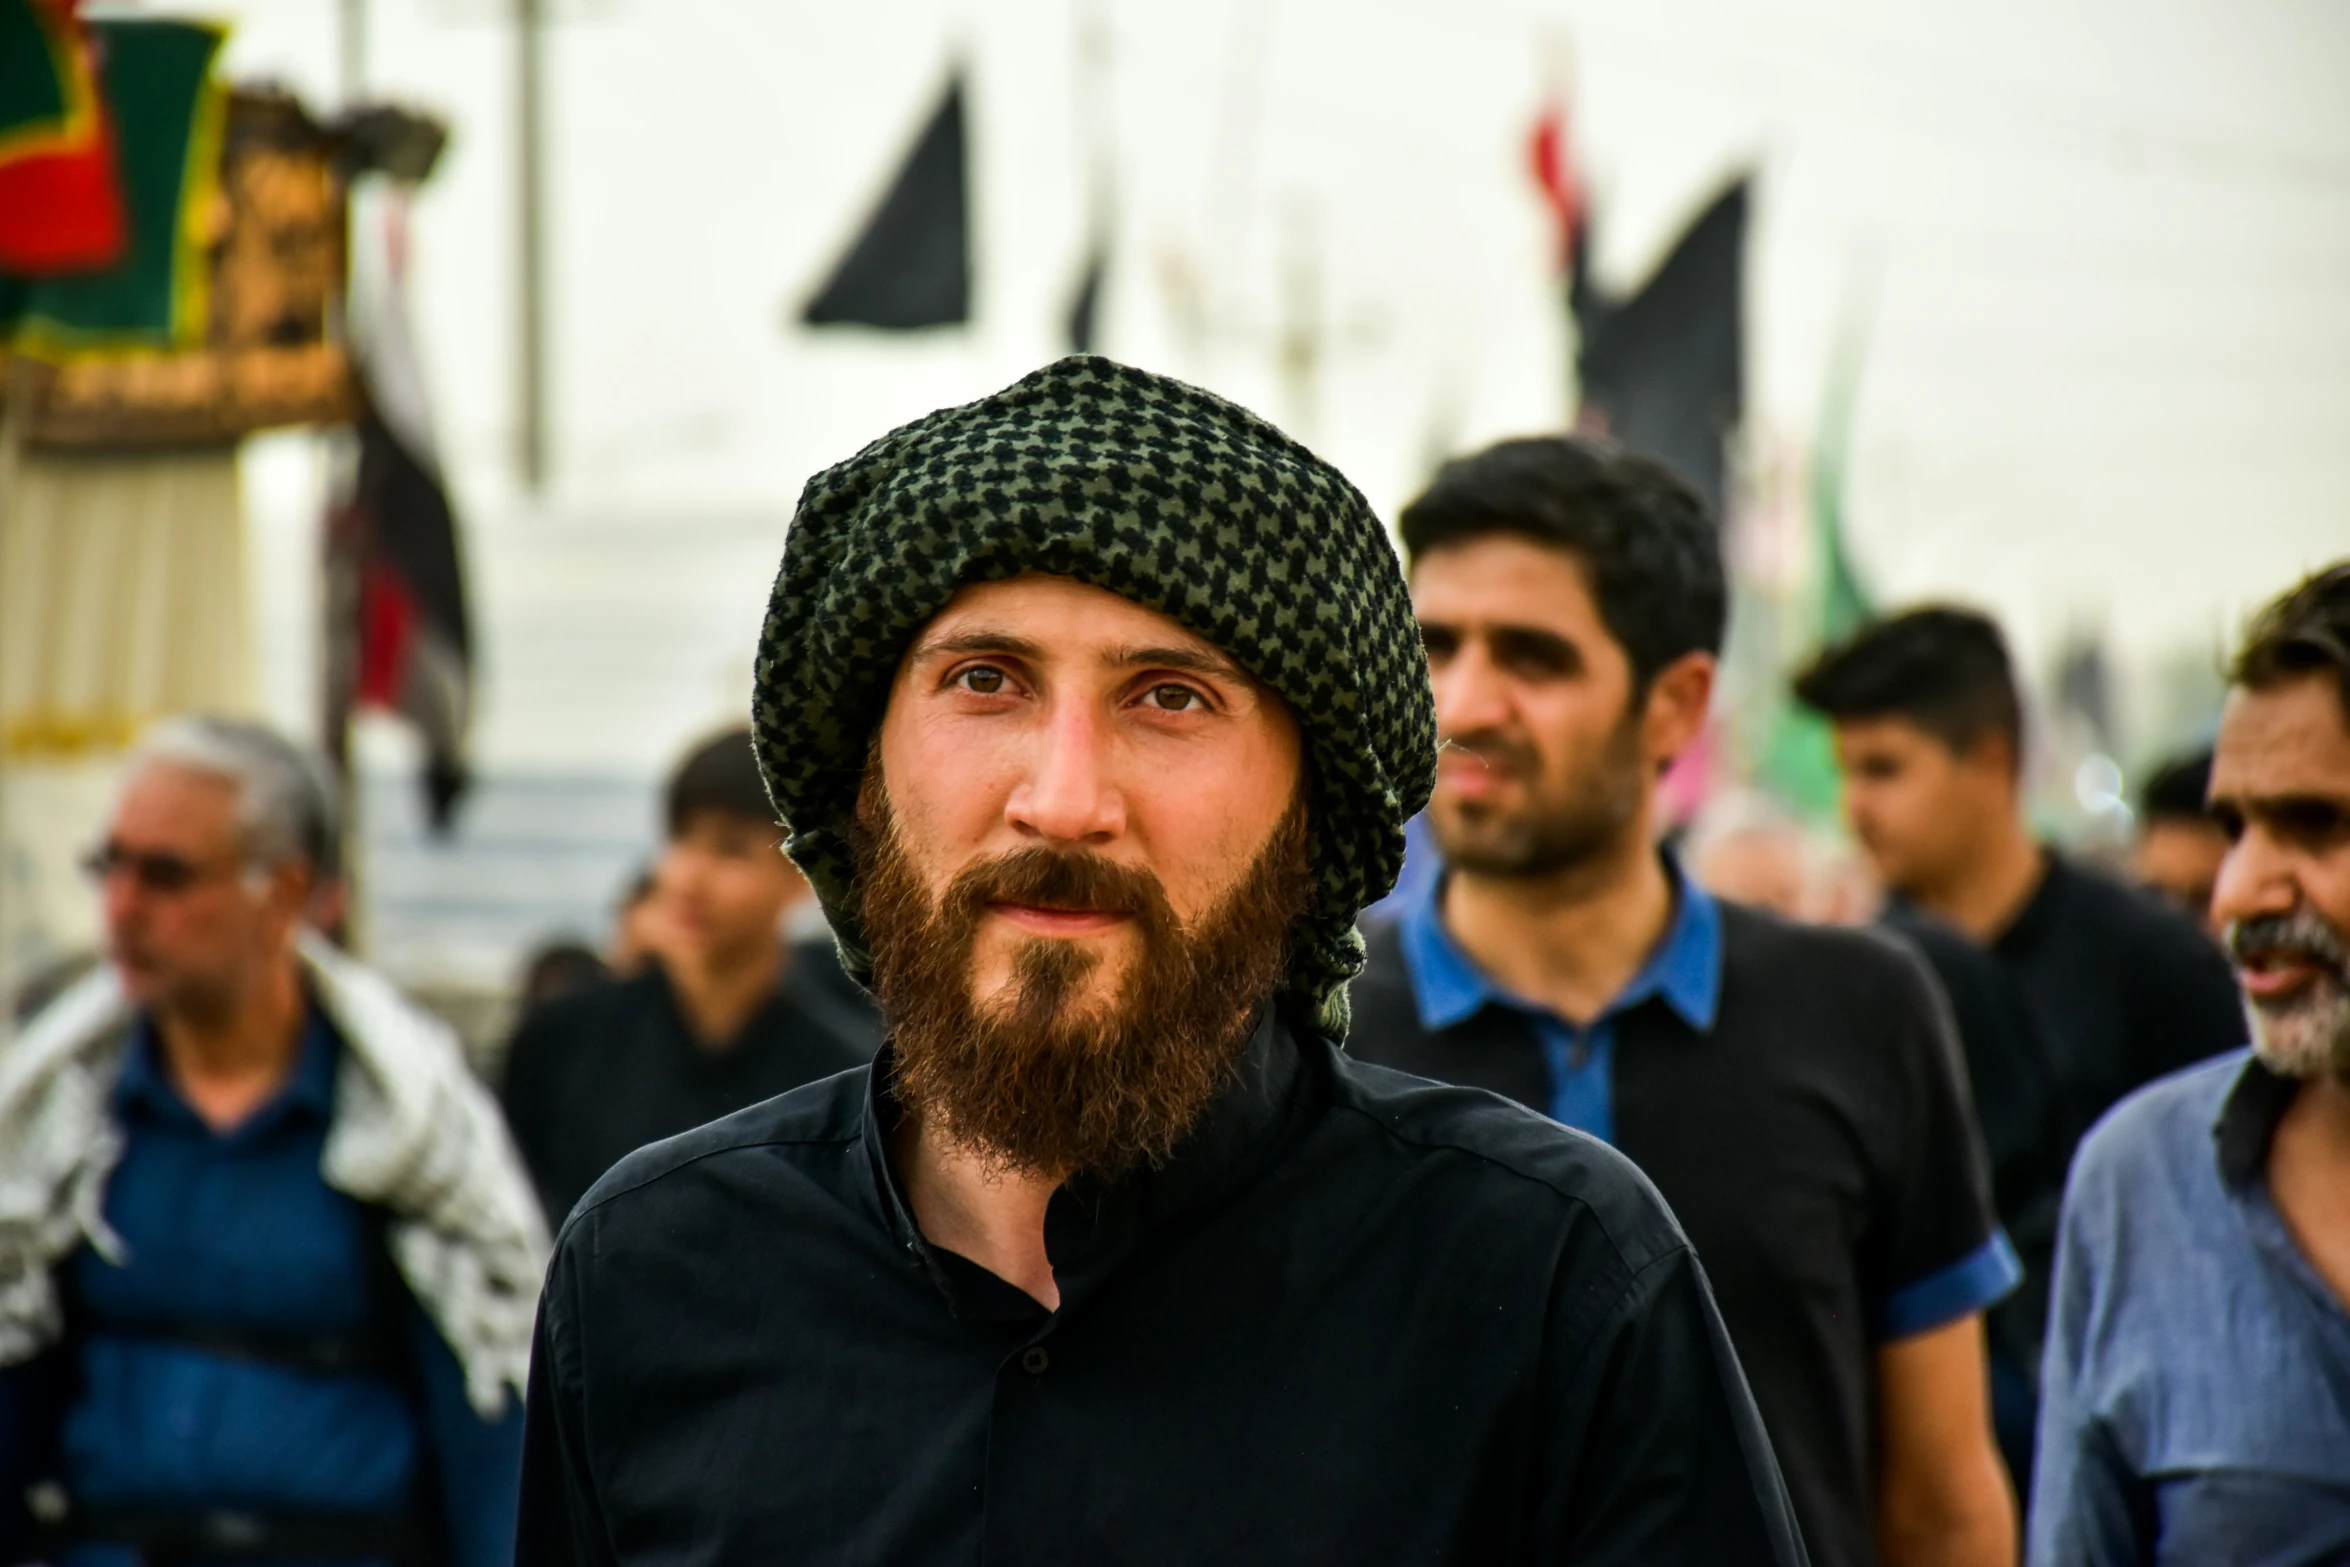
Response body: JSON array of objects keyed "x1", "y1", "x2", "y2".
[
  {"x1": 1876, "y1": 1230, "x2": 2023, "y2": 1341},
  {"x1": 407, "y1": 1302, "x2": 525, "y2": 1567}
]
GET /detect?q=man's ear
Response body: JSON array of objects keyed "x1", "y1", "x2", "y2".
[
  {"x1": 1959, "y1": 725, "x2": 2020, "y2": 786},
  {"x1": 262, "y1": 859, "x2": 319, "y2": 929},
  {"x1": 1641, "y1": 651, "x2": 1718, "y2": 768}
]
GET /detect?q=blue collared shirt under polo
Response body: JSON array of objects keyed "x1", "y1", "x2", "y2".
[
  {"x1": 1399, "y1": 859, "x2": 1721, "y2": 1146},
  {"x1": 1392, "y1": 859, "x2": 2016, "y2": 1341}
]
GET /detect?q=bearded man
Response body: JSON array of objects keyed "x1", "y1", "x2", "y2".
[
  {"x1": 2031, "y1": 561, "x2": 2350, "y2": 1567},
  {"x1": 1348, "y1": 436, "x2": 2021, "y2": 1567},
  {"x1": 512, "y1": 358, "x2": 1804, "y2": 1565}
]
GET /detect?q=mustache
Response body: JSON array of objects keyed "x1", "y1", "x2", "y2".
[
  {"x1": 2227, "y1": 910, "x2": 2350, "y2": 985},
  {"x1": 944, "y1": 844, "x2": 1171, "y2": 927}
]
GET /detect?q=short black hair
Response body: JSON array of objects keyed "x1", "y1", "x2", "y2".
[
  {"x1": 1791, "y1": 605, "x2": 2023, "y2": 760},
  {"x1": 1397, "y1": 435, "x2": 1725, "y2": 690},
  {"x1": 2231, "y1": 561, "x2": 2350, "y2": 722},
  {"x1": 2140, "y1": 749, "x2": 2214, "y2": 823},
  {"x1": 665, "y1": 726, "x2": 775, "y2": 838}
]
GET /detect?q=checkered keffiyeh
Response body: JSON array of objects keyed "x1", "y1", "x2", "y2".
[{"x1": 752, "y1": 355, "x2": 1435, "y2": 1037}]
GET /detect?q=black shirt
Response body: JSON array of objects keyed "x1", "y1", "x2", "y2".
[
  {"x1": 1349, "y1": 899, "x2": 2011, "y2": 1567},
  {"x1": 498, "y1": 941, "x2": 879, "y2": 1224},
  {"x1": 1986, "y1": 852, "x2": 2244, "y2": 1167},
  {"x1": 516, "y1": 1014, "x2": 1808, "y2": 1566},
  {"x1": 1878, "y1": 907, "x2": 2062, "y2": 1234}
]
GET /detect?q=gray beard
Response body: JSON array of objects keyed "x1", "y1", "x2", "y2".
[
  {"x1": 2243, "y1": 981, "x2": 2350, "y2": 1085},
  {"x1": 2229, "y1": 911, "x2": 2350, "y2": 1085}
]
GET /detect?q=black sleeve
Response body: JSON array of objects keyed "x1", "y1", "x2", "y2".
[
  {"x1": 1863, "y1": 941, "x2": 2015, "y2": 1341},
  {"x1": 513, "y1": 1238, "x2": 621, "y2": 1567},
  {"x1": 1538, "y1": 1244, "x2": 1810, "y2": 1566},
  {"x1": 1879, "y1": 910, "x2": 2062, "y2": 1228}
]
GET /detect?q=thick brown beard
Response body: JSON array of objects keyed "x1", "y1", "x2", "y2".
[{"x1": 852, "y1": 768, "x2": 1313, "y2": 1182}]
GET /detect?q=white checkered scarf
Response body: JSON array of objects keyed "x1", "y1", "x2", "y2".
[{"x1": 0, "y1": 934, "x2": 548, "y2": 1419}]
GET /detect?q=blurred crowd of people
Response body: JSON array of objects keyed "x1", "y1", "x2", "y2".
[{"x1": 1, "y1": 369, "x2": 2345, "y2": 1565}]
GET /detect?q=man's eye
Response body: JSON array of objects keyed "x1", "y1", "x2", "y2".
[
  {"x1": 957, "y1": 667, "x2": 1008, "y2": 695},
  {"x1": 1148, "y1": 684, "x2": 1202, "y2": 711}
]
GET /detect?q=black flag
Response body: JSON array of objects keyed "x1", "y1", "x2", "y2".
[
  {"x1": 1573, "y1": 178, "x2": 1747, "y2": 521},
  {"x1": 1064, "y1": 240, "x2": 1105, "y2": 352},
  {"x1": 802, "y1": 74, "x2": 970, "y2": 330},
  {"x1": 325, "y1": 197, "x2": 474, "y2": 831}
]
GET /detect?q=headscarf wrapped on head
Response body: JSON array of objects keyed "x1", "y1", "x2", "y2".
[{"x1": 751, "y1": 355, "x2": 1435, "y2": 1038}]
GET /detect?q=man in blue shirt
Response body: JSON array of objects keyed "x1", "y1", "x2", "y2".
[
  {"x1": 1349, "y1": 435, "x2": 2021, "y2": 1567},
  {"x1": 0, "y1": 718, "x2": 546, "y2": 1567},
  {"x1": 2032, "y1": 562, "x2": 2350, "y2": 1566}
]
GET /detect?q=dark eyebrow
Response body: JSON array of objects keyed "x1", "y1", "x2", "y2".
[
  {"x1": 1104, "y1": 644, "x2": 1250, "y2": 684},
  {"x1": 907, "y1": 629, "x2": 1048, "y2": 664},
  {"x1": 908, "y1": 629, "x2": 1249, "y2": 687}
]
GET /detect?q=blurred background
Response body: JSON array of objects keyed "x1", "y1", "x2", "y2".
[{"x1": 4, "y1": 0, "x2": 2346, "y2": 1047}]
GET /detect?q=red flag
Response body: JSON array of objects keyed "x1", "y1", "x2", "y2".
[
  {"x1": 1526, "y1": 97, "x2": 1584, "y2": 277},
  {"x1": 0, "y1": 0, "x2": 127, "y2": 275}
]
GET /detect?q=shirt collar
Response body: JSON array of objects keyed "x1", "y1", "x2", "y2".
[
  {"x1": 1399, "y1": 852, "x2": 1723, "y2": 1035},
  {"x1": 2213, "y1": 1050, "x2": 2303, "y2": 1192},
  {"x1": 860, "y1": 1007, "x2": 1318, "y2": 1322},
  {"x1": 115, "y1": 997, "x2": 342, "y2": 1132}
]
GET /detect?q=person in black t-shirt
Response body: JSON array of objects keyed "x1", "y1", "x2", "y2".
[
  {"x1": 1793, "y1": 608, "x2": 2245, "y2": 1487},
  {"x1": 499, "y1": 728, "x2": 879, "y2": 1224},
  {"x1": 1350, "y1": 436, "x2": 2019, "y2": 1567}
]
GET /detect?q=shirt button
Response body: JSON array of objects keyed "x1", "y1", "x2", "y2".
[{"x1": 1020, "y1": 1346, "x2": 1050, "y2": 1375}]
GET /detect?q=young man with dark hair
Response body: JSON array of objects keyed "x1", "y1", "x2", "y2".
[
  {"x1": 515, "y1": 360, "x2": 1807, "y2": 1564},
  {"x1": 1792, "y1": 609, "x2": 2239, "y2": 1140},
  {"x1": 1351, "y1": 434, "x2": 2019, "y2": 1567},
  {"x1": 498, "y1": 727, "x2": 879, "y2": 1224},
  {"x1": 1794, "y1": 611, "x2": 2242, "y2": 1486},
  {"x1": 2032, "y1": 561, "x2": 2350, "y2": 1565},
  {"x1": 2133, "y1": 748, "x2": 2227, "y2": 934}
]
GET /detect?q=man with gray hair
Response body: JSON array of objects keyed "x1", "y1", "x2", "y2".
[
  {"x1": 2031, "y1": 562, "x2": 2350, "y2": 1565},
  {"x1": 0, "y1": 716, "x2": 547, "y2": 1567}
]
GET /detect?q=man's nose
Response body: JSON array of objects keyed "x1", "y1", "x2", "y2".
[
  {"x1": 2210, "y1": 826, "x2": 2299, "y2": 930},
  {"x1": 1431, "y1": 642, "x2": 1513, "y2": 740},
  {"x1": 1005, "y1": 698, "x2": 1126, "y2": 845},
  {"x1": 100, "y1": 870, "x2": 146, "y2": 932}
]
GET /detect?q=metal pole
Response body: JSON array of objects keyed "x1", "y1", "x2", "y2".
[
  {"x1": 516, "y1": 0, "x2": 546, "y2": 492},
  {"x1": 338, "y1": 0, "x2": 366, "y2": 107},
  {"x1": 0, "y1": 356, "x2": 36, "y2": 1049}
]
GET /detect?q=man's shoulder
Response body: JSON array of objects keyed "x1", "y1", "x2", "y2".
[
  {"x1": 513, "y1": 968, "x2": 663, "y2": 1042},
  {"x1": 2075, "y1": 1050, "x2": 2245, "y2": 1175},
  {"x1": 1321, "y1": 1044, "x2": 1688, "y2": 1276},
  {"x1": 1716, "y1": 899, "x2": 1934, "y2": 1007},
  {"x1": 565, "y1": 1062, "x2": 872, "y2": 1229},
  {"x1": 2050, "y1": 853, "x2": 2217, "y2": 961}
]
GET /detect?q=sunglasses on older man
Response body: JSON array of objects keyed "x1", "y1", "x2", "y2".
[{"x1": 79, "y1": 842, "x2": 244, "y2": 896}]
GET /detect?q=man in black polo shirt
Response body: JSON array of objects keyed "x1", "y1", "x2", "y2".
[
  {"x1": 1351, "y1": 435, "x2": 2018, "y2": 1567},
  {"x1": 498, "y1": 727, "x2": 879, "y2": 1222},
  {"x1": 514, "y1": 358, "x2": 1805, "y2": 1564},
  {"x1": 1791, "y1": 609, "x2": 2245, "y2": 1481}
]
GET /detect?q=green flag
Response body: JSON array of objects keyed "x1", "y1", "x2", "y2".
[
  {"x1": 2, "y1": 17, "x2": 226, "y2": 355},
  {"x1": 1757, "y1": 310, "x2": 1876, "y2": 820}
]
